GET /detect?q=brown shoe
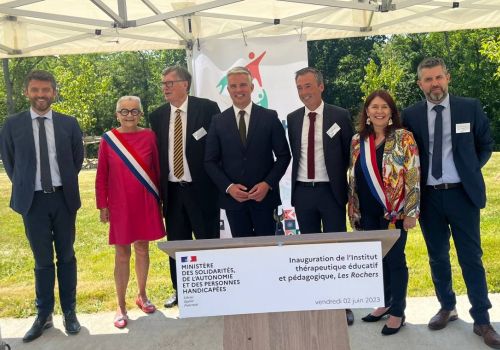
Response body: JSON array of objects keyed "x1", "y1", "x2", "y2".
[
  {"x1": 428, "y1": 308, "x2": 458, "y2": 330},
  {"x1": 473, "y1": 324, "x2": 500, "y2": 349}
]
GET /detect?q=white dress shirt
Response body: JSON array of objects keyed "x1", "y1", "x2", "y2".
[
  {"x1": 426, "y1": 94, "x2": 461, "y2": 185},
  {"x1": 30, "y1": 108, "x2": 62, "y2": 191},
  {"x1": 233, "y1": 102, "x2": 252, "y2": 136},
  {"x1": 297, "y1": 101, "x2": 329, "y2": 182},
  {"x1": 168, "y1": 98, "x2": 193, "y2": 182}
]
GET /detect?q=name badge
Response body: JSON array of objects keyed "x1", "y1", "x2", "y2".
[
  {"x1": 326, "y1": 123, "x2": 341, "y2": 138},
  {"x1": 192, "y1": 127, "x2": 207, "y2": 140},
  {"x1": 456, "y1": 123, "x2": 470, "y2": 134}
]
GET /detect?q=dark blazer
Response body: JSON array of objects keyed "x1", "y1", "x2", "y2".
[
  {"x1": 0, "y1": 111, "x2": 84, "y2": 215},
  {"x1": 287, "y1": 103, "x2": 353, "y2": 207},
  {"x1": 204, "y1": 103, "x2": 291, "y2": 210},
  {"x1": 149, "y1": 95, "x2": 220, "y2": 214},
  {"x1": 402, "y1": 95, "x2": 493, "y2": 209}
]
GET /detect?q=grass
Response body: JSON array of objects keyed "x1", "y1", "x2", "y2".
[{"x1": 0, "y1": 154, "x2": 499, "y2": 318}]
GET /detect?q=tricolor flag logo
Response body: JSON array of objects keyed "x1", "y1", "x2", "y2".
[{"x1": 181, "y1": 256, "x2": 197, "y2": 263}]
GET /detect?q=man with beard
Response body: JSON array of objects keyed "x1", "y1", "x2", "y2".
[
  {"x1": 0, "y1": 70, "x2": 83, "y2": 342},
  {"x1": 402, "y1": 57, "x2": 499, "y2": 349}
]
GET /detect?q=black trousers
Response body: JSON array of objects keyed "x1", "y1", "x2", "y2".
[
  {"x1": 22, "y1": 190, "x2": 77, "y2": 317},
  {"x1": 294, "y1": 184, "x2": 346, "y2": 234},
  {"x1": 420, "y1": 186, "x2": 491, "y2": 324},
  {"x1": 166, "y1": 183, "x2": 220, "y2": 290},
  {"x1": 359, "y1": 215, "x2": 408, "y2": 317},
  {"x1": 226, "y1": 204, "x2": 276, "y2": 238}
]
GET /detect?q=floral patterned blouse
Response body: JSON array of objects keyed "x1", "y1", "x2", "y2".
[{"x1": 348, "y1": 128, "x2": 421, "y2": 228}]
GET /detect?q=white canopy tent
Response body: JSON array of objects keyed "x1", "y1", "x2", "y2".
[{"x1": 0, "y1": 0, "x2": 499, "y2": 58}]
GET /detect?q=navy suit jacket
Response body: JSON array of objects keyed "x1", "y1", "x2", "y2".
[
  {"x1": 149, "y1": 95, "x2": 220, "y2": 215},
  {"x1": 0, "y1": 110, "x2": 84, "y2": 215},
  {"x1": 204, "y1": 103, "x2": 291, "y2": 210},
  {"x1": 287, "y1": 103, "x2": 353, "y2": 207},
  {"x1": 402, "y1": 95, "x2": 493, "y2": 209}
]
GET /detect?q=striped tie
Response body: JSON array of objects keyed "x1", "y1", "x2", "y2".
[{"x1": 173, "y1": 109, "x2": 184, "y2": 179}]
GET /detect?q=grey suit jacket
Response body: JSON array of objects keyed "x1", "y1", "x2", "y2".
[
  {"x1": 402, "y1": 95, "x2": 493, "y2": 209},
  {"x1": 287, "y1": 103, "x2": 354, "y2": 207},
  {"x1": 0, "y1": 110, "x2": 84, "y2": 215}
]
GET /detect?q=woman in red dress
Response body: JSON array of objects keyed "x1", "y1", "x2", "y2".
[{"x1": 96, "y1": 96, "x2": 165, "y2": 328}]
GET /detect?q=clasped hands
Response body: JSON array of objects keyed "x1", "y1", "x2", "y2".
[{"x1": 228, "y1": 182, "x2": 270, "y2": 202}]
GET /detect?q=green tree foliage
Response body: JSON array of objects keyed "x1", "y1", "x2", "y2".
[
  {"x1": 49, "y1": 55, "x2": 113, "y2": 134},
  {"x1": 480, "y1": 36, "x2": 500, "y2": 78},
  {"x1": 308, "y1": 36, "x2": 385, "y2": 117},
  {"x1": 360, "y1": 29, "x2": 500, "y2": 147},
  {"x1": 1, "y1": 29, "x2": 498, "y2": 145},
  {"x1": 107, "y1": 49, "x2": 186, "y2": 130},
  {"x1": 0, "y1": 50, "x2": 186, "y2": 136}
]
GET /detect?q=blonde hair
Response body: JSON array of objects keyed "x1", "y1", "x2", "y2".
[{"x1": 227, "y1": 66, "x2": 252, "y2": 83}]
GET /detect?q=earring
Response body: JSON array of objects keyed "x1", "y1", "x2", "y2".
[
  {"x1": 366, "y1": 118, "x2": 371, "y2": 125},
  {"x1": 388, "y1": 118, "x2": 393, "y2": 125}
]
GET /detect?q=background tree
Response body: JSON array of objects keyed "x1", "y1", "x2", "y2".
[
  {"x1": 1, "y1": 29, "x2": 498, "y2": 148},
  {"x1": 359, "y1": 29, "x2": 500, "y2": 148},
  {"x1": 307, "y1": 36, "x2": 384, "y2": 117}
]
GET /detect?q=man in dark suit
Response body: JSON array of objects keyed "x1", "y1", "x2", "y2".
[
  {"x1": 287, "y1": 67, "x2": 354, "y2": 325},
  {"x1": 149, "y1": 66, "x2": 220, "y2": 308},
  {"x1": 288, "y1": 67, "x2": 354, "y2": 234},
  {"x1": 402, "y1": 57, "x2": 499, "y2": 349},
  {"x1": 205, "y1": 66, "x2": 291, "y2": 237},
  {"x1": 0, "y1": 70, "x2": 83, "y2": 342}
]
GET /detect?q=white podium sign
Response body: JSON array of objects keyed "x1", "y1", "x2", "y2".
[{"x1": 176, "y1": 242, "x2": 384, "y2": 318}]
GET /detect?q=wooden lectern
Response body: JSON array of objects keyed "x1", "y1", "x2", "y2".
[{"x1": 158, "y1": 230, "x2": 399, "y2": 350}]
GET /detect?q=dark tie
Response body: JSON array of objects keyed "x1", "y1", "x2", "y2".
[
  {"x1": 307, "y1": 112, "x2": 317, "y2": 179},
  {"x1": 432, "y1": 105, "x2": 444, "y2": 180},
  {"x1": 238, "y1": 110, "x2": 247, "y2": 145},
  {"x1": 37, "y1": 117, "x2": 53, "y2": 192}
]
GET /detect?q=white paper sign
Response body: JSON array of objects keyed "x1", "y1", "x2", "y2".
[
  {"x1": 456, "y1": 123, "x2": 470, "y2": 133},
  {"x1": 176, "y1": 242, "x2": 384, "y2": 318},
  {"x1": 192, "y1": 127, "x2": 207, "y2": 140},
  {"x1": 327, "y1": 123, "x2": 341, "y2": 138}
]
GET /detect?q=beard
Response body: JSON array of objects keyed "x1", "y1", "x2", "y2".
[
  {"x1": 426, "y1": 87, "x2": 447, "y2": 103},
  {"x1": 31, "y1": 98, "x2": 52, "y2": 113}
]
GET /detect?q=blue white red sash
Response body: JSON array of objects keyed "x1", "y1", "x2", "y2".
[
  {"x1": 359, "y1": 135, "x2": 404, "y2": 224},
  {"x1": 103, "y1": 129, "x2": 160, "y2": 203}
]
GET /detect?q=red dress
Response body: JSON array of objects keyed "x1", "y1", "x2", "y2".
[{"x1": 95, "y1": 129, "x2": 166, "y2": 245}]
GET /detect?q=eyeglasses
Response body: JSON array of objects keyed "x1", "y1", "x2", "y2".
[
  {"x1": 117, "y1": 109, "x2": 141, "y2": 116},
  {"x1": 160, "y1": 80, "x2": 185, "y2": 88}
]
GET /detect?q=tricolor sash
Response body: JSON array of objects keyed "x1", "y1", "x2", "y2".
[
  {"x1": 103, "y1": 129, "x2": 160, "y2": 203},
  {"x1": 359, "y1": 135, "x2": 404, "y2": 226}
]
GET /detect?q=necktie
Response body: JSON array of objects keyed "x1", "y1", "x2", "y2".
[
  {"x1": 238, "y1": 110, "x2": 247, "y2": 145},
  {"x1": 432, "y1": 105, "x2": 444, "y2": 180},
  {"x1": 173, "y1": 109, "x2": 184, "y2": 179},
  {"x1": 37, "y1": 117, "x2": 53, "y2": 192},
  {"x1": 307, "y1": 112, "x2": 317, "y2": 179}
]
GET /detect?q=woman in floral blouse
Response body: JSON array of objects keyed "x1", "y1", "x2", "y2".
[{"x1": 348, "y1": 90, "x2": 420, "y2": 335}]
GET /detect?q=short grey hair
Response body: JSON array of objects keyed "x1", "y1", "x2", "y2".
[
  {"x1": 116, "y1": 96, "x2": 143, "y2": 112},
  {"x1": 161, "y1": 65, "x2": 192, "y2": 91},
  {"x1": 417, "y1": 57, "x2": 448, "y2": 79},
  {"x1": 227, "y1": 66, "x2": 252, "y2": 83},
  {"x1": 295, "y1": 67, "x2": 324, "y2": 85}
]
